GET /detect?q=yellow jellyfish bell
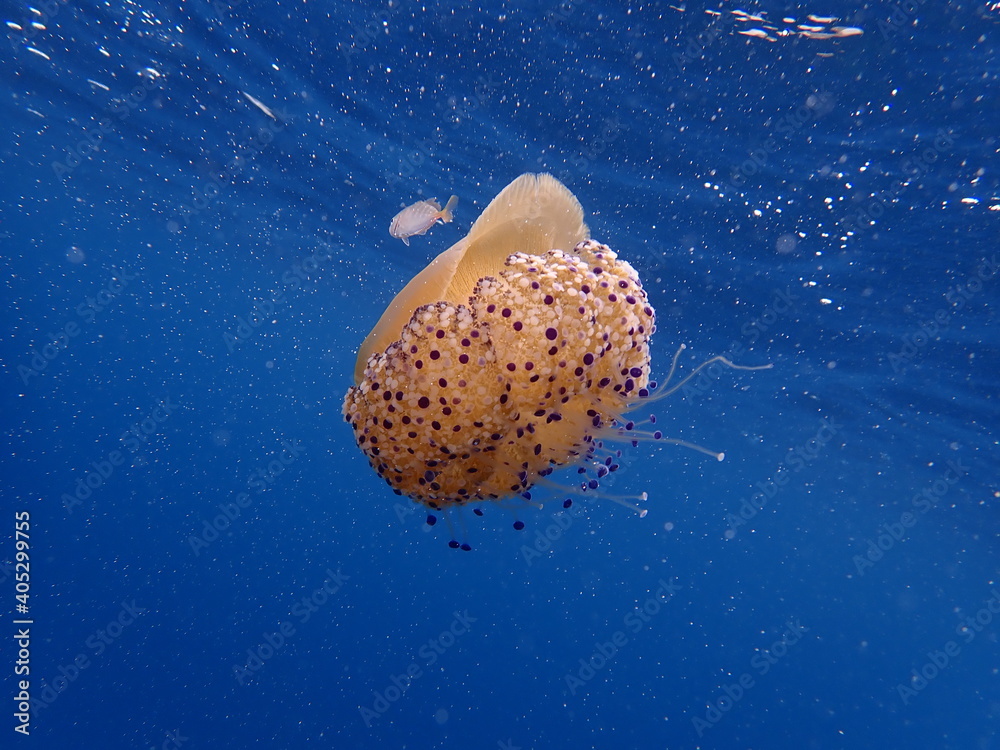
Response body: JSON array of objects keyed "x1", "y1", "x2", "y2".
[
  {"x1": 353, "y1": 173, "x2": 591, "y2": 385},
  {"x1": 343, "y1": 174, "x2": 658, "y2": 525}
]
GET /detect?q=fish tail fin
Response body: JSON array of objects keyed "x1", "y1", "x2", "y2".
[{"x1": 440, "y1": 195, "x2": 459, "y2": 223}]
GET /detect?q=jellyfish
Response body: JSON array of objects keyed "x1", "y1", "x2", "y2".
[
  {"x1": 343, "y1": 174, "x2": 655, "y2": 524},
  {"x1": 343, "y1": 173, "x2": 759, "y2": 546}
]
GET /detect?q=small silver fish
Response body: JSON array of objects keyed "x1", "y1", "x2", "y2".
[{"x1": 389, "y1": 195, "x2": 458, "y2": 246}]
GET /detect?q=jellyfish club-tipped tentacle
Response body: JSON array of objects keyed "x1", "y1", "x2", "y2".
[
  {"x1": 599, "y1": 343, "x2": 774, "y2": 463},
  {"x1": 530, "y1": 445, "x2": 652, "y2": 517},
  {"x1": 595, "y1": 415, "x2": 726, "y2": 462},
  {"x1": 638, "y1": 343, "x2": 775, "y2": 404}
]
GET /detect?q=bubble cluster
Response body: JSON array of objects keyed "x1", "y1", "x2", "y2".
[{"x1": 342, "y1": 239, "x2": 656, "y2": 510}]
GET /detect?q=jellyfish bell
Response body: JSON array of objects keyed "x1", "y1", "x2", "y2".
[
  {"x1": 343, "y1": 173, "x2": 766, "y2": 548},
  {"x1": 353, "y1": 173, "x2": 589, "y2": 385}
]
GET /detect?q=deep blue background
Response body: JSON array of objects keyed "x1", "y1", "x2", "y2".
[{"x1": 2, "y1": 1, "x2": 999, "y2": 748}]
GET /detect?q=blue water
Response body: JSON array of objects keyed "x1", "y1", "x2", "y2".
[{"x1": 3, "y1": 1, "x2": 999, "y2": 748}]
